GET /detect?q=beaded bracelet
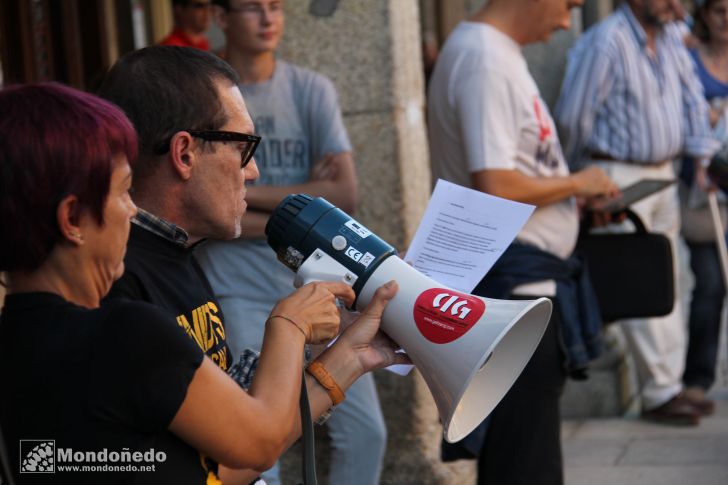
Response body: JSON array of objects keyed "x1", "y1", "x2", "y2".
[{"x1": 267, "y1": 314, "x2": 310, "y2": 341}]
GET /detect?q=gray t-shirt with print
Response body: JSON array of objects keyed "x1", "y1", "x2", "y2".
[{"x1": 196, "y1": 60, "x2": 351, "y2": 358}]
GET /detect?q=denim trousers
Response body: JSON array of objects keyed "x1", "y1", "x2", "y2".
[{"x1": 683, "y1": 241, "x2": 726, "y2": 390}]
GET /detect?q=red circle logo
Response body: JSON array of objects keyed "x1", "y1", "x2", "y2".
[{"x1": 413, "y1": 288, "x2": 486, "y2": 344}]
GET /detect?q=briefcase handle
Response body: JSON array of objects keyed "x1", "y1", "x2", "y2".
[{"x1": 580, "y1": 208, "x2": 647, "y2": 237}]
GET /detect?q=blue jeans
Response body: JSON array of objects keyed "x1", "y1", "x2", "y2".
[{"x1": 683, "y1": 241, "x2": 726, "y2": 390}]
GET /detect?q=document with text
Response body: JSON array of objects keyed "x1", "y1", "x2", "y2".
[
  {"x1": 405, "y1": 179, "x2": 535, "y2": 292},
  {"x1": 388, "y1": 180, "x2": 535, "y2": 376}
]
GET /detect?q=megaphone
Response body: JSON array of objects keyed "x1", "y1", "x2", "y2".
[{"x1": 266, "y1": 194, "x2": 551, "y2": 442}]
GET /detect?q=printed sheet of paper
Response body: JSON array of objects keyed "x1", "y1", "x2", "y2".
[
  {"x1": 388, "y1": 179, "x2": 535, "y2": 375},
  {"x1": 405, "y1": 179, "x2": 535, "y2": 292}
]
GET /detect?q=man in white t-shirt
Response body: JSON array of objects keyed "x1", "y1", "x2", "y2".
[{"x1": 428, "y1": 1, "x2": 617, "y2": 484}]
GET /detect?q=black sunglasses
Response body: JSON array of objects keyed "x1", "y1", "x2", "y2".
[{"x1": 155, "y1": 130, "x2": 261, "y2": 169}]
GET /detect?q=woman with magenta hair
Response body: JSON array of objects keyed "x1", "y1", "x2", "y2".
[{"x1": 0, "y1": 82, "x2": 408, "y2": 484}]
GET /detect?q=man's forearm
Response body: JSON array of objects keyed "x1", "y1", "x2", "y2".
[
  {"x1": 472, "y1": 169, "x2": 577, "y2": 207},
  {"x1": 246, "y1": 152, "x2": 358, "y2": 214},
  {"x1": 247, "y1": 179, "x2": 357, "y2": 214}
]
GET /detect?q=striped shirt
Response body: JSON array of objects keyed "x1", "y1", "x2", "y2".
[
  {"x1": 132, "y1": 207, "x2": 191, "y2": 248},
  {"x1": 554, "y1": 3, "x2": 718, "y2": 168}
]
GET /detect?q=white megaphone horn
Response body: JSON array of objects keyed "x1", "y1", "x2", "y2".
[{"x1": 266, "y1": 195, "x2": 551, "y2": 442}]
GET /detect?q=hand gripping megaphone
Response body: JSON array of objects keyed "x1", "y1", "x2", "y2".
[{"x1": 266, "y1": 194, "x2": 552, "y2": 442}]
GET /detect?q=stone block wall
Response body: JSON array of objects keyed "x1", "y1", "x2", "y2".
[
  {"x1": 272, "y1": 1, "x2": 472, "y2": 483},
  {"x1": 277, "y1": 0, "x2": 431, "y2": 249}
]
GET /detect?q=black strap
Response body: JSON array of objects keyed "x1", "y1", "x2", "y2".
[
  {"x1": 580, "y1": 208, "x2": 647, "y2": 236},
  {"x1": 299, "y1": 371, "x2": 318, "y2": 485},
  {"x1": 623, "y1": 208, "x2": 648, "y2": 233}
]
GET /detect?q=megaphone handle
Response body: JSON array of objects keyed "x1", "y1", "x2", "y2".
[
  {"x1": 293, "y1": 250, "x2": 358, "y2": 289},
  {"x1": 293, "y1": 250, "x2": 357, "y2": 484}
]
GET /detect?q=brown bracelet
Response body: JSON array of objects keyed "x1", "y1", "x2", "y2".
[
  {"x1": 267, "y1": 314, "x2": 310, "y2": 341},
  {"x1": 306, "y1": 360, "x2": 345, "y2": 406}
]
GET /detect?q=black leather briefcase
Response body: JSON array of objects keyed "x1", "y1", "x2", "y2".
[{"x1": 576, "y1": 210, "x2": 675, "y2": 324}]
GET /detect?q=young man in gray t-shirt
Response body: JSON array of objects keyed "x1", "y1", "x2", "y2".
[{"x1": 198, "y1": 2, "x2": 386, "y2": 485}]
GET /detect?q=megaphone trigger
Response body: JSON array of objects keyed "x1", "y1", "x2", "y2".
[{"x1": 294, "y1": 249, "x2": 358, "y2": 289}]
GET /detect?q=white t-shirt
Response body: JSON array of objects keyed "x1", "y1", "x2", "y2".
[{"x1": 427, "y1": 22, "x2": 579, "y2": 295}]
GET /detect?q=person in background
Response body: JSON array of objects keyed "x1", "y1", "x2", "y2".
[
  {"x1": 0, "y1": 81, "x2": 408, "y2": 485},
  {"x1": 197, "y1": 2, "x2": 385, "y2": 484},
  {"x1": 427, "y1": 1, "x2": 616, "y2": 484},
  {"x1": 159, "y1": 0, "x2": 212, "y2": 50},
  {"x1": 555, "y1": 0, "x2": 719, "y2": 425},
  {"x1": 691, "y1": 0, "x2": 728, "y2": 124},
  {"x1": 679, "y1": 0, "x2": 728, "y2": 412}
]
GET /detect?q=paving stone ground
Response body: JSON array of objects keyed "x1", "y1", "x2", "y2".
[
  {"x1": 562, "y1": 238, "x2": 728, "y2": 485},
  {"x1": 563, "y1": 367, "x2": 728, "y2": 485}
]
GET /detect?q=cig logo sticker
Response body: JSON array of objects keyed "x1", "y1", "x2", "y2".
[
  {"x1": 413, "y1": 289, "x2": 485, "y2": 344},
  {"x1": 20, "y1": 440, "x2": 55, "y2": 473}
]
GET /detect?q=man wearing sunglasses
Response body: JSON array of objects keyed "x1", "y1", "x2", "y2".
[
  {"x1": 201, "y1": 0, "x2": 358, "y2": 362},
  {"x1": 159, "y1": 0, "x2": 213, "y2": 51},
  {"x1": 97, "y1": 44, "x2": 405, "y2": 485},
  {"x1": 98, "y1": 46, "x2": 264, "y2": 483}
]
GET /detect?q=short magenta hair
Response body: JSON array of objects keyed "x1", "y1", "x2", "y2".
[{"x1": 0, "y1": 82, "x2": 138, "y2": 272}]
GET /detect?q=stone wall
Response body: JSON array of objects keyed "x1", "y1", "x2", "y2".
[
  {"x1": 273, "y1": 1, "x2": 467, "y2": 484},
  {"x1": 277, "y1": 0, "x2": 431, "y2": 249}
]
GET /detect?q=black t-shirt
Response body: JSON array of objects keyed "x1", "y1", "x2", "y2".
[
  {"x1": 0, "y1": 292, "x2": 204, "y2": 484},
  {"x1": 107, "y1": 224, "x2": 232, "y2": 371},
  {"x1": 104, "y1": 224, "x2": 233, "y2": 482}
]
